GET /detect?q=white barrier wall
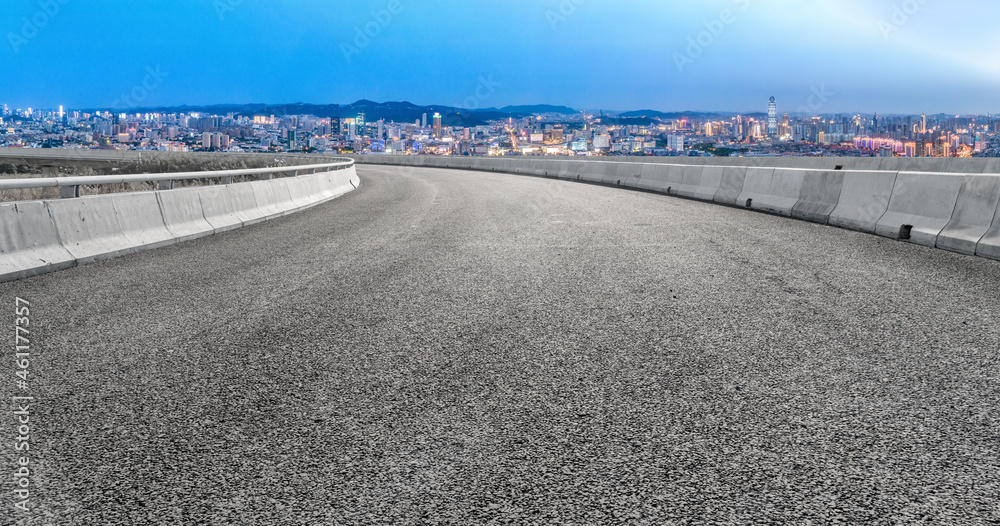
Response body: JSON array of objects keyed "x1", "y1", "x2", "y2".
[
  {"x1": 351, "y1": 156, "x2": 1000, "y2": 262},
  {"x1": 936, "y1": 176, "x2": 1000, "y2": 256},
  {"x1": 0, "y1": 166, "x2": 359, "y2": 283},
  {"x1": 0, "y1": 202, "x2": 76, "y2": 281},
  {"x1": 790, "y1": 170, "x2": 845, "y2": 224},
  {"x1": 827, "y1": 171, "x2": 897, "y2": 233},
  {"x1": 875, "y1": 172, "x2": 966, "y2": 247}
]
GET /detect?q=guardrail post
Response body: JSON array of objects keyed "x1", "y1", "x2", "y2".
[
  {"x1": 220, "y1": 176, "x2": 234, "y2": 184},
  {"x1": 158, "y1": 180, "x2": 174, "y2": 190},
  {"x1": 261, "y1": 173, "x2": 272, "y2": 180},
  {"x1": 59, "y1": 185, "x2": 81, "y2": 198}
]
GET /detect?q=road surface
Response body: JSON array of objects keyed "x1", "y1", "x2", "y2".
[{"x1": 4, "y1": 165, "x2": 999, "y2": 524}]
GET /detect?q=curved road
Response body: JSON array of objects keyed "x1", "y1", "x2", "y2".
[{"x1": 4, "y1": 166, "x2": 1000, "y2": 524}]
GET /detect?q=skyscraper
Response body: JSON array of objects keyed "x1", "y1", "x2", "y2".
[
  {"x1": 422, "y1": 113, "x2": 428, "y2": 128},
  {"x1": 433, "y1": 113, "x2": 442, "y2": 138},
  {"x1": 767, "y1": 97, "x2": 777, "y2": 136}
]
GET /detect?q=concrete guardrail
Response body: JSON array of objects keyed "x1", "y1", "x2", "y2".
[
  {"x1": 0, "y1": 159, "x2": 359, "y2": 282},
  {"x1": 351, "y1": 155, "x2": 1000, "y2": 262}
]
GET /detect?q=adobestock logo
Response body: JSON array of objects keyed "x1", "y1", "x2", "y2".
[
  {"x1": 673, "y1": 0, "x2": 752, "y2": 73},
  {"x1": 795, "y1": 84, "x2": 834, "y2": 117},
  {"x1": 454, "y1": 75, "x2": 502, "y2": 111},
  {"x1": 111, "y1": 66, "x2": 170, "y2": 110},
  {"x1": 879, "y1": 0, "x2": 928, "y2": 40},
  {"x1": 6, "y1": 0, "x2": 71, "y2": 54},
  {"x1": 547, "y1": 0, "x2": 587, "y2": 31}
]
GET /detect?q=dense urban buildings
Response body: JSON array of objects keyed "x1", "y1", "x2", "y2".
[{"x1": 1, "y1": 99, "x2": 998, "y2": 158}]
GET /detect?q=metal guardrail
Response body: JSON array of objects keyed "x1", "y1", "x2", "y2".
[
  {"x1": 0, "y1": 147, "x2": 143, "y2": 167},
  {"x1": 0, "y1": 159, "x2": 355, "y2": 198}
]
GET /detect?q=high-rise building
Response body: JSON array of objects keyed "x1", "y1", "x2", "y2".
[
  {"x1": 767, "y1": 97, "x2": 777, "y2": 136},
  {"x1": 433, "y1": 113, "x2": 442, "y2": 138},
  {"x1": 667, "y1": 135, "x2": 684, "y2": 151},
  {"x1": 422, "y1": 113, "x2": 428, "y2": 128},
  {"x1": 377, "y1": 119, "x2": 384, "y2": 140}
]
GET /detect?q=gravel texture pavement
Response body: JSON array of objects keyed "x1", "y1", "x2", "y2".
[{"x1": 3, "y1": 165, "x2": 999, "y2": 525}]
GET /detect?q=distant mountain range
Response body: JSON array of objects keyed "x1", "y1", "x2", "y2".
[{"x1": 84, "y1": 100, "x2": 766, "y2": 125}]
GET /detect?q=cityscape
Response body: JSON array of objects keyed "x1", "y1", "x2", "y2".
[{"x1": 3, "y1": 98, "x2": 999, "y2": 159}]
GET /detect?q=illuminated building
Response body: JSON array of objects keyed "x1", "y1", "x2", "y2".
[{"x1": 767, "y1": 96, "x2": 777, "y2": 136}]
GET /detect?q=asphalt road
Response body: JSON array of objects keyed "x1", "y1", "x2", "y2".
[{"x1": 3, "y1": 165, "x2": 1000, "y2": 525}]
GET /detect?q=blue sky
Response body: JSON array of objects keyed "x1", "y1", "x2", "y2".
[{"x1": 2, "y1": 0, "x2": 998, "y2": 114}]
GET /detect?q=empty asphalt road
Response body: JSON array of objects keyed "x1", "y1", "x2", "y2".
[{"x1": 4, "y1": 165, "x2": 1000, "y2": 525}]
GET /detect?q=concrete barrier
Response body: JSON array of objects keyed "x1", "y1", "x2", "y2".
[
  {"x1": 335, "y1": 168, "x2": 360, "y2": 195},
  {"x1": 790, "y1": 170, "x2": 845, "y2": 224},
  {"x1": 691, "y1": 166, "x2": 724, "y2": 201},
  {"x1": 2, "y1": 165, "x2": 359, "y2": 283},
  {"x1": 875, "y1": 172, "x2": 965, "y2": 246},
  {"x1": 201, "y1": 185, "x2": 251, "y2": 231},
  {"x1": 735, "y1": 168, "x2": 773, "y2": 210},
  {"x1": 525, "y1": 159, "x2": 545, "y2": 176},
  {"x1": 0, "y1": 201, "x2": 76, "y2": 281},
  {"x1": 249, "y1": 179, "x2": 294, "y2": 218},
  {"x1": 635, "y1": 163, "x2": 672, "y2": 193},
  {"x1": 156, "y1": 187, "x2": 215, "y2": 243},
  {"x1": 615, "y1": 163, "x2": 643, "y2": 188},
  {"x1": 713, "y1": 167, "x2": 749, "y2": 206},
  {"x1": 743, "y1": 168, "x2": 805, "y2": 216},
  {"x1": 936, "y1": 175, "x2": 1000, "y2": 256},
  {"x1": 602, "y1": 163, "x2": 638, "y2": 186},
  {"x1": 977, "y1": 206, "x2": 1000, "y2": 261},
  {"x1": 673, "y1": 165, "x2": 707, "y2": 199},
  {"x1": 555, "y1": 160, "x2": 573, "y2": 179},
  {"x1": 482, "y1": 158, "x2": 503, "y2": 173},
  {"x1": 282, "y1": 175, "x2": 319, "y2": 209},
  {"x1": 226, "y1": 183, "x2": 266, "y2": 226},
  {"x1": 47, "y1": 193, "x2": 151, "y2": 264},
  {"x1": 348, "y1": 157, "x2": 1000, "y2": 262},
  {"x1": 827, "y1": 171, "x2": 897, "y2": 233},
  {"x1": 580, "y1": 162, "x2": 612, "y2": 184},
  {"x1": 277, "y1": 176, "x2": 308, "y2": 211},
  {"x1": 311, "y1": 171, "x2": 338, "y2": 200},
  {"x1": 109, "y1": 192, "x2": 178, "y2": 252},
  {"x1": 564, "y1": 161, "x2": 589, "y2": 181}
]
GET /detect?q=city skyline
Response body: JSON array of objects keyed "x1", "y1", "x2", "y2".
[
  {"x1": 3, "y1": 1, "x2": 999, "y2": 114},
  {"x1": 2, "y1": 97, "x2": 996, "y2": 121},
  {"x1": 4, "y1": 92, "x2": 994, "y2": 160}
]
